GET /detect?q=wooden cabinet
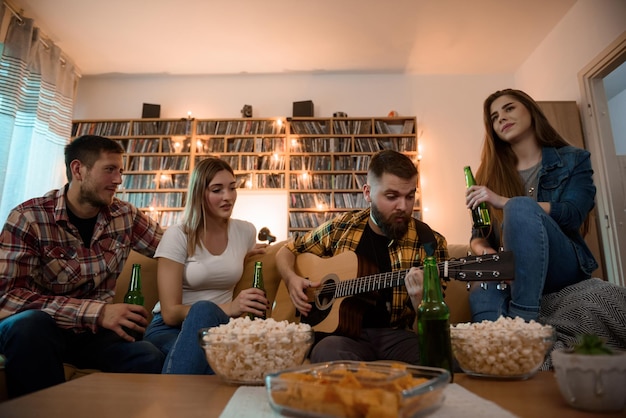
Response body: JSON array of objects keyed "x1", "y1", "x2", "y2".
[{"x1": 71, "y1": 116, "x2": 419, "y2": 236}]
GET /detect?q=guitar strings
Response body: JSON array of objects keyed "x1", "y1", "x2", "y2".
[{"x1": 312, "y1": 257, "x2": 501, "y2": 296}]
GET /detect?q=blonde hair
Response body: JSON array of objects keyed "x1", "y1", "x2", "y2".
[{"x1": 182, "y1": 157, "x2": 235, "y2": 257}]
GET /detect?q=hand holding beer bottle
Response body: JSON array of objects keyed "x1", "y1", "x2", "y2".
[
  {"x1": 464, "y1": 166, "x2": 491, "y2": 230},
  {"x1": 248, "y1": 261, "x2": 267, "y2": 319},
  {"x1": 123, "y1": 264, "x2": 145, "y2": 340}
]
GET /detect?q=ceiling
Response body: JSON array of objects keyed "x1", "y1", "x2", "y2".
[{"x1": 6, "y1": 0, "x2": 578, "y2": 77}]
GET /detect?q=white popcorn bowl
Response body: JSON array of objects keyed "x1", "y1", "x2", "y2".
[
  {"x1": 198, "y1": 320, "x2": 314, "y2": 385},
  {"x1": 450, "y1": 322, "x2": 555, "y2": 380}
]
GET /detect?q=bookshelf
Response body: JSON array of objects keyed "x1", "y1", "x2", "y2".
[
  {"x1": 72, "y1": 116, "x2": 419, "y2": 236},
  {"x1": 287, "y1": 117, "x2": 419, "y2": 235}
]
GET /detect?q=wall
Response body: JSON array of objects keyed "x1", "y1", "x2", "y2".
[
  {"x1": 75, "y1": 73, "x2": 511, "y2": 245},
  {"x1": 515, "y1": 0, "x2": 626, "y2": 101}
]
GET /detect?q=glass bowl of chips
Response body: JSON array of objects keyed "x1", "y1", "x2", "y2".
[{"x1": 265, "y1": 360, "x2": 450, "y2": 418}]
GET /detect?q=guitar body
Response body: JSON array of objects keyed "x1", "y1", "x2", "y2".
[{"x1": 271, "y1": 252, "x2": 359, "y2": 332}]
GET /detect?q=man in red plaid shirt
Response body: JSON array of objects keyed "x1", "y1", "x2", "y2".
[{"x1": 0, "y1": 135, "x2": 164, "y2": 398}]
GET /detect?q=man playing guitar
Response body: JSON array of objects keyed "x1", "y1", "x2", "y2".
[{"x1": 276, "y1": 150, "x2": 448, "y2": 364}]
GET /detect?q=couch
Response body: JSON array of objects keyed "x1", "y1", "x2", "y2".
[{"x1": 0, "y1": 242, "x2": 472, "y2": 401}]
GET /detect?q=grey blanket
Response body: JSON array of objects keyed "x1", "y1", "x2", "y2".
[{"x1": 538, "y1": 278, "x2": 626, "y2": 369}]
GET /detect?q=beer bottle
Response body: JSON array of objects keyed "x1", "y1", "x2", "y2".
[
  {"x1": 248, "y1": 261, "x2": 266, "y2": 319},
  {"x1": 417, "y1": 256, "x2": 454, "y2": 381},
  {"x1": 123, "y1": 264, "x2": 144, "y2": 340},
  {"x1": 124, "y1": 264, "x2": 144, "y2": 306},
  {"x1": 464, "y1": 166, "x2": 491, "y2": 229}
]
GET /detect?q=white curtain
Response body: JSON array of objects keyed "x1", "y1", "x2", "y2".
[{"x1": 0, "y1": 6, "x2": 78, "y2": 224}]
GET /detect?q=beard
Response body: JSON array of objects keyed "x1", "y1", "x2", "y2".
[
  {"x1": 79, "y1": 180, "x2": 112, "y2": 208},
  {"x1": 370, "y1": 202, "x2": 411, "y2": 241}
]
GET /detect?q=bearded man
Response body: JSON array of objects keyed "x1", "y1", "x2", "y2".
[
  {"x1": 276, "y1": 149, "x2": 449, "y2": 363},
  {"x1": 0, "y1": 135, "x2": 164, "y2": 398}
]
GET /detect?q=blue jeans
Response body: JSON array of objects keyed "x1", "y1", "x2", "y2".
[
  {"x1": 0, "y1": 310, "x2": 164, "y2": 398},
  {"x1": 470, "y1": 197, "x2": 589, "y2": 322},
  {"x1": 144, "y1": 300, "x2": 230, "y2": 374}
]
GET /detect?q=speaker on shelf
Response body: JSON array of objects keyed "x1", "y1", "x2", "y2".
[
  {"x1": 241, "y1": 104, "x2": 253, "y2": 118},
  {"x1": 142, "y1": 103, "x2": 161, "y2": 118},
  {"x1": 292, "y1": 100, "x2": 314, "y2": 117}
]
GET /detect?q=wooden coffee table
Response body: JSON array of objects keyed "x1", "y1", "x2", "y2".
[{"x1": 0, "y1": 371, "x2": 622, "y2": 417}]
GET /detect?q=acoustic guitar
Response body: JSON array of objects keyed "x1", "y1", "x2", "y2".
[{"x1": 271, "y1": 251, "x2": 515, "y2": 334}]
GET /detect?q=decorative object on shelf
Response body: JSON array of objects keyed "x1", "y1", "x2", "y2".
[
  {"x1": 184, "y1": 111, "x2": 194, "y2": 135},
  {"x1": 142, "y1": 103, "x2": 160, "y2": 118},
  {"x1": 333, "y1": 112, "x2": 347, "y2": 118},
  {"x1": 388, "y1": 110, "x2": 398, "y2": 117},
  {"x1": 241, "y1": 104, "x2": 253, "y2": 118},
  {"x1": 292, "y1": 100, "x2": 314, "y2": 117}
]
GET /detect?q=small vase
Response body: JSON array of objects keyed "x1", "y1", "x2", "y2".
[{"x1": 551, "y1": 349, "x2": 626, "y2": 412}]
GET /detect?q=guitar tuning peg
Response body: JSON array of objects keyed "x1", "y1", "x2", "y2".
[
  {"x1": 499, "y1": 246, "x2": 504, "y2": 253},
  {"x1": 466, "y1": 282, "x2": 471, "y2": 291},
  {"x1": 496, "y1": 282, "x2": 508, "y2": 290},
  {"x1": 480, "y1": 282, "x2": 488, "y2": 290}
]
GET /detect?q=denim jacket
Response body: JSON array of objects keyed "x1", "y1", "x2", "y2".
[{"x1": 473, "y1": 146, "x2": 598, "y2": 275}]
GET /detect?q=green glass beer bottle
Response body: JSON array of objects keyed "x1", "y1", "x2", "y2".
[
  {"x1": 123, "y1": 264, "x2": 144, "y2": 340},
  {"x1": 417, "y1": 256, "x2": 454, "y2": 381},
  {"x1": 464, "y1": 166, "x2": 491, "y2": 230},
  {"x1": 248, "y1": 261, "x2": 266, "y2": 319},
  {"x1": 124, "y1": 264, "x2": 144, "y2": 306}
]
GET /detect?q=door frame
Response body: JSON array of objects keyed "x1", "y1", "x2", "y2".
[{"x1": 578, "y1": 31, "x2": 626, "y2": 286}]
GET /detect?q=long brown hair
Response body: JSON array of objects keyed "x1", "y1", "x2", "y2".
[
  {"x1": 182, "y1": 157, "x2": 235, "y2": 257},
  {"x1": 475, "y1": 89, "x2": 587, "y2": 233}
]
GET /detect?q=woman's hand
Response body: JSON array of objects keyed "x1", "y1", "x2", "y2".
[
  {"x1": 404, "y1": 267, "x2": 424, "y2": 310},
  {"x1": 231, "y1": 287, "x2": 269, "y2": 318},
  {"x1": 466, "y1": 185, "x2": 508, "y2": 209}
]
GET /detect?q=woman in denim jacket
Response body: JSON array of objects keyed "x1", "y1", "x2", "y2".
[{"x1": 465, "y1": 89, "x2": 597, "y2": 322}]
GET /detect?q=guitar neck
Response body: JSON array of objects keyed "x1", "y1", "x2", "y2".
[
  {"x1": 331, "y1": 253, "x2": 514, "y2": 299},
  {"x1": 334, "y1": 269, "x2": 408, "y2": 298},
  {"x1": 334, "y1": 264, "x2": 443, "y2": 298}
]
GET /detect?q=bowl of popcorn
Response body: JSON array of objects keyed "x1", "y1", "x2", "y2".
[
  {"x1": 198, "y1": 317, "x2": 314, "y2": 385},
  {"x1": 450, "y1": 317, "x2": 555, "y2": 380}
]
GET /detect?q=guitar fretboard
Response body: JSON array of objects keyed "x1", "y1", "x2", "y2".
[{"x1": 322, "y1": 255, "x2": 512, "y2": 299}]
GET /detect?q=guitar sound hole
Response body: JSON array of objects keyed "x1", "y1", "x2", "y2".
[
  {"x1": 316, "y1": 279, "x2": 337, "y2": 311},
  {"x1": 302, "y1": 276, "x2": 338, "y2": 328}
]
